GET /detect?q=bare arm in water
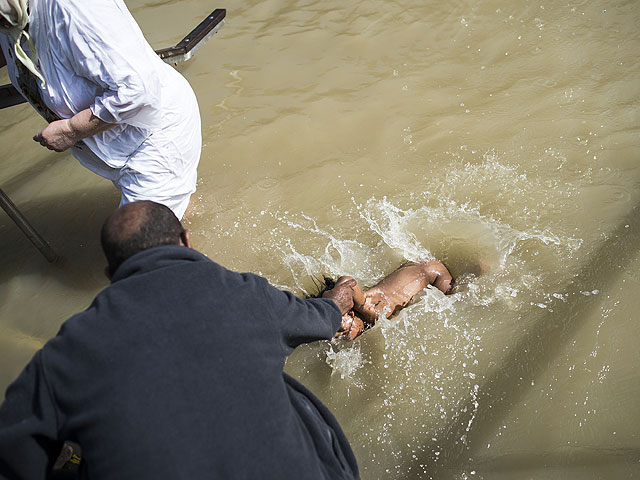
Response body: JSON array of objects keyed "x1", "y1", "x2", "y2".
[{"x1": 334, "y1": 260, "x2": 454, "y2": 339}]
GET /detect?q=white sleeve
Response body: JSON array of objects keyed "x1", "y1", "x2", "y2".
[{"x1": 53, "y1": 0, "x2": 164, "y2": 129}]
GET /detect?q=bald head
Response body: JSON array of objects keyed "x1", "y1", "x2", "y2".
[{"x1": 101, "y1": 201, "x2": 186, "y2": 276}]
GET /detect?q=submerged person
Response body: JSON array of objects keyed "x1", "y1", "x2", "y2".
[
  {"x1": 329, "y1": 260, "x2": 454, "y2": 340},
  {"x1": 0, "y1": 201, "x2": 359, "y2": 479},
  {"x1": 0, "y1": 0, "x2": 201, "y2": 218}
]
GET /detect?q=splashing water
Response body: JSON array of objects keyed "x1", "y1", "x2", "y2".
[
  {"x1": 326, "y1": 340, "x2": 368, "y2": 381},
  {"x1": 268, "y1": 180, "x2": 587, "y2": 478},
  {"x1": 213, "y1": 145, "x2": 592, "y2": 479}
]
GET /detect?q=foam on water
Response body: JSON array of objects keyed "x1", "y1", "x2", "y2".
[
  {"x1": 264, "y1": 186, "x2": 581, "y2": 382},
  {"x1": 269, "y1": 189, "x2": 581, "y2": 298},
  {"x1": 325, "y1": 341, "x2": 367, "y2": 383}
]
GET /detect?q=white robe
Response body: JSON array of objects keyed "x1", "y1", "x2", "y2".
[{"x1": 0, "y1": 0, "x2": 201, "y2": 217}]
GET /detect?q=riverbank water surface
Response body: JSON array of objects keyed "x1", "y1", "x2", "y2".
[{"x1": 1, "y1": 1, "x2": 639, "y2": 478}]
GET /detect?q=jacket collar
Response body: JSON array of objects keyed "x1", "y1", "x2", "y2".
[{"x1": 111, "y1": 245, "x2": 208, "y2": 283}]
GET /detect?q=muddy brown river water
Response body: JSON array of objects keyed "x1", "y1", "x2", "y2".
[{"x1": 1, "y1": 0, "x2": 639, "y2": 478}]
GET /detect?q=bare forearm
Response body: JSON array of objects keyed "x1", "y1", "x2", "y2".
[
  {"x1": 68, "y1": 108, "x2": 113, "y2": 140},
  {"x1": 34, "y1": 108, "x2": 115, "y2": 152}
]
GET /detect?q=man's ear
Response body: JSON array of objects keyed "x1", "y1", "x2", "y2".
[
  {"x1": 179, "y1": 229, "x2": 192, "y2": 249},
  {"x1": 104, "y1": 266, "x2": 113, "y2": 281}
]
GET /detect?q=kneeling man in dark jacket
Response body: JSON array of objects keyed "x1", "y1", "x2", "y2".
[{"x1": 0, "y1": 201, "x2": 359, "y2": 480}]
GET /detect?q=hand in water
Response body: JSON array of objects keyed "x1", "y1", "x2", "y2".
[
  {"x1": 334, "y1": 311, "x2": 365, "y2": 340},
  {"x1": 33, "y1": 119, "x2": 78, "y2": 152}
]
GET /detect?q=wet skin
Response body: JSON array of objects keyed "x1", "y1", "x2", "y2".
[{"x1": 333, "y1": 261, "x2": 454, "y2": 339}]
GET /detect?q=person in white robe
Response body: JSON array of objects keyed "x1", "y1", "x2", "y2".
[{"x1": 0, "y1": 0, "x2": 201, "y2": 219}]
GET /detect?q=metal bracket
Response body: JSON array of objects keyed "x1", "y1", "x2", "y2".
[{"x1": 156, "y1": 8, "x2": 226, "y2": 65}]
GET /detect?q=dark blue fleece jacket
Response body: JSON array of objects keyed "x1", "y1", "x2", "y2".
[{"x1": 0, "y1": 245, "x2": 358, "y2": 479}]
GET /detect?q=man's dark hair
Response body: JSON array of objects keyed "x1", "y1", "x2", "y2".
[{"x1": 101, "y1": 201, "x2": 185, "y2": 275}]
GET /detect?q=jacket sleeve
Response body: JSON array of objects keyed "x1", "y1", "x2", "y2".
[
  {"x1": 259, "y1": 277, "x2": 342, "y2": 355},
  {"x1": 53, "y1": 0, "x2": 163, "y2": 129},
  {"x1": 0, "y1": 350, "x2": 62, "y2": 479}
]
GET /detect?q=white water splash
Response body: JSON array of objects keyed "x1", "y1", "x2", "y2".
[{"x1": 325, "y1": 341, "x2": 367, "y2": 382}]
